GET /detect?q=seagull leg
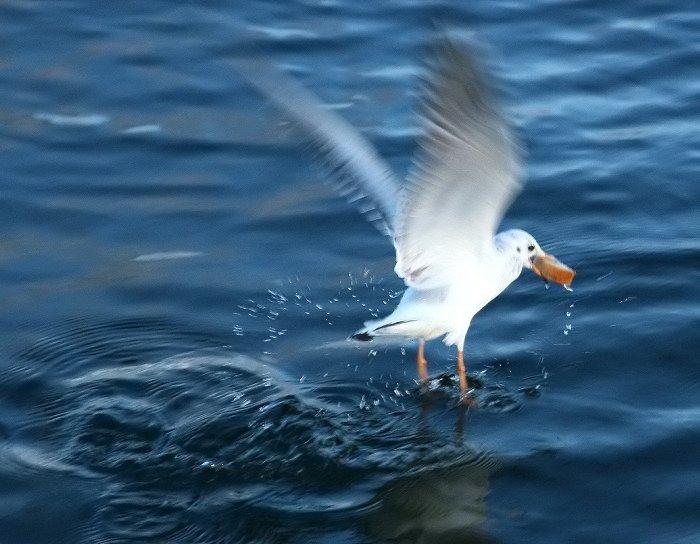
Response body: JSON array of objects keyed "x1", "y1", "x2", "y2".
[
  {"x1": 417, "y1": 339, "x2": 429, "y2": 388},
  {"x1": 457, "y1": 349, "x2": 468, "y2": 394}
]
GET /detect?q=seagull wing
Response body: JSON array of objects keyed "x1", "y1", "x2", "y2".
[
  {"x1": 394, "y1": 41, "x2": 523, "y2": 289},
  {"x1": 232, "y1": 56, "x2": 402, "y2": 236}
]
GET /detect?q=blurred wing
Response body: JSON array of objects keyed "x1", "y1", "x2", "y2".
[
  {"x1": 394, "y1": 40, "x2": 523, "y2": 288},
  {"x1": 231, "y1": 56, "x2": 402, "y2": 236}
]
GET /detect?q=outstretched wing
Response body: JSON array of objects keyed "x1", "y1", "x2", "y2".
[
  {"x1": 394, "y1": 40, "x2": 523, "y2": 288},
  {"x1": 232, "y1": 55, "x2": 402, "y2": 236}
]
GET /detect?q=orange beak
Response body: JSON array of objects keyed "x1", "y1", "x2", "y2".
[{"x1": 532, "y1": 253, "x2": 575, "y2": 290}]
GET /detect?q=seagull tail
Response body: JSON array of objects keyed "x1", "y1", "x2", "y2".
[
  {"x1": 350, "y1": 331, "x2": 374, "y2": 342},
  {"x1": 350, "y1": 320, "x2": 418, "y2": 342}
]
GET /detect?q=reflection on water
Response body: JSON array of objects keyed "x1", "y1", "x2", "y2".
[{"x1": 366, "y1": 457, "x2": 497, "y2": 543}]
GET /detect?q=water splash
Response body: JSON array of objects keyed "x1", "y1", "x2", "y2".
[{"x1": 232, "y1": 272, "x2": 400, "y2": 351}]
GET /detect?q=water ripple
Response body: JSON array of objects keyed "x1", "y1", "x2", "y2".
[{"x1": 2, "y1": 318, "x2": 493, "y2": 542}]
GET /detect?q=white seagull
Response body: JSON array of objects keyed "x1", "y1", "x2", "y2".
[{"x1": 235, "y1": 39, "x2": 575, "y2": 398}]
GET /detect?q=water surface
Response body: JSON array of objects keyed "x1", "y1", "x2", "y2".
[{"x1": 1, "y1": 1, "x2": 699, "y2": 542}]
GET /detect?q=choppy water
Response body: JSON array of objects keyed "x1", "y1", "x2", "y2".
[{"x1": 2, "y1": 1, "x2": 699, "y2": 543}]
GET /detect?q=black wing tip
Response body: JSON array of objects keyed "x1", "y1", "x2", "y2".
[{"x1": 351, "y1": 332, "x2": 374, "y2": 342}]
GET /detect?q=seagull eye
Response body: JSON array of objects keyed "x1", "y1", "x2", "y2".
[{"x1": 527, "y1": 245, "x2": 535, "y2": 252}]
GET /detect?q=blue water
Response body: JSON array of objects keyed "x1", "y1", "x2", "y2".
[{"x1": 2, "y1": 1, "x2": 699, "y2": 543}]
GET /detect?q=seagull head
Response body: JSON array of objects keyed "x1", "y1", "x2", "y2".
[{"x1": 500, "y1": 229, "x2": 576, "y2": 289}]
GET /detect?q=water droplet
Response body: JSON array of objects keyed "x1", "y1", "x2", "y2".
[{"x1": 267, "y1": 289, "x2": 288, "y2": 303}]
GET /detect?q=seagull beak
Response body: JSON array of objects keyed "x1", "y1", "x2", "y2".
[{"x1": 532, "y1": 253, "x2": 576, "y2": 290}]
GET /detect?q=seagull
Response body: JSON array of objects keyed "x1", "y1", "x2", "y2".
[{"x1": 234, "y1": 38, "x2": 575, "y2": 398}]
